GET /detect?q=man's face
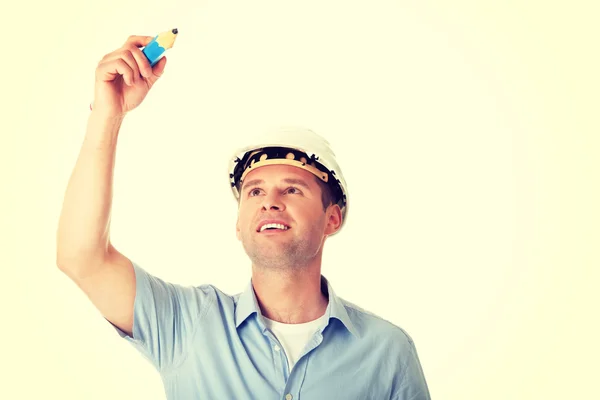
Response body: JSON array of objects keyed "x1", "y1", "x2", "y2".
[{"x1": 236, "y1": 164, "x2": 341, "y2": 271}]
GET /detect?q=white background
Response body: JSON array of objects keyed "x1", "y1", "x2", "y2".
[{"x1": 2, "y1": 0, "x2": 598, "y2": 399}]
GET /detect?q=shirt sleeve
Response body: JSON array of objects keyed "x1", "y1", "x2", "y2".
[
  {"x1": 392, "y1": 338, "x2": 432, "y2": 400},
  {"x1": 107, "y1": 261, "x2": 216, "y2": 372}
]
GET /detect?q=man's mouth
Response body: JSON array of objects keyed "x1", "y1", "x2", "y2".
[{"x1": 258, "y1": 223, "x2": 290, "y2": 233}]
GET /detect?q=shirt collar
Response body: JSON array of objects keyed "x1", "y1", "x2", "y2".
[{"x1": 235, "y1": 274, "x2": 359, "y2": 338}]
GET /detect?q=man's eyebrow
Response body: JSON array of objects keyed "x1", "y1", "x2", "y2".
[
  {"x1": 241, "y1": 178, "x2": 312, "y2": 192},
  {"x1": 282, "y1": 178, "x2": 311, "y2": 190},
  {"x1": 241, "y1": 179, "x2": 264, "y2": 192}
]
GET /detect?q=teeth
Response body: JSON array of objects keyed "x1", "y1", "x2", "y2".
[{"x1": 260, "y1": 223, "x2": 289, "y2": 232}]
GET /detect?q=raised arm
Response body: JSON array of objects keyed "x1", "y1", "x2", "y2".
[{"x1": 56, "y1": 35, "x2": 168, "y2": 336}]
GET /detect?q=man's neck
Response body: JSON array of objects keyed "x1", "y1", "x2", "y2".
[{"x1": 251, "y1": 266, "x2": 328, "y2": 324}]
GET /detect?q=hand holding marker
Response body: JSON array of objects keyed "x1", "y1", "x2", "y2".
[{"x1": 91, "y1": 28, "x2": 178, "y2": 115}]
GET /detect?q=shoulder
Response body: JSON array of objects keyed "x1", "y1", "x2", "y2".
[
  {"x1": 131, "y1": 263, "x2": 226, "y2": 314},
  {"x1": 339, "y1": 297, "x2": 416, "y2": 347}
]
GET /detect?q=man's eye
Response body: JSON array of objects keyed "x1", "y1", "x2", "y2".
[{"x1": 248, "y1": 187, "x2": 300, "y2": 197}]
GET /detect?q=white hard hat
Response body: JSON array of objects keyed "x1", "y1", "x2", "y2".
[{"x1": 228, "y1": 126, "x2": 349, "y2": 236}]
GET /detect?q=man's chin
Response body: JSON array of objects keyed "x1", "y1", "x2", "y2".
[{"x1": 246, "y1": 249, "x2": 296, "y2": 266}]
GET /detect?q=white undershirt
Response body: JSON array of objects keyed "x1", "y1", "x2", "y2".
[{"x1": 263, "y1": 313, "x2": 327, "y2": 372}]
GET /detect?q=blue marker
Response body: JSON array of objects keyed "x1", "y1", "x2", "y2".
[{"x1": 142, "y1": 28, "x2": 179, "y2": 66}]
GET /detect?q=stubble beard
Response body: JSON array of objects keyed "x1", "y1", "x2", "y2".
[{"x1": 241, "y1": 228, "x2": 321, "y2": 272}]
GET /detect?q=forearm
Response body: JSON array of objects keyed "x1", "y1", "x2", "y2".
[{"x1": 56, "y1": 111, "x2": 125, "y2": 273}]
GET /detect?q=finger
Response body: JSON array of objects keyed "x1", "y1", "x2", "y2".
[
  {"x1": 99, "y1": 35, "x2": 153, "y2": 63},
  {"x1": 125, "y1": 43, "x2": 153, "y2": 79},
  {"x1": 124, "y1": 35, "x2": 155, "y2": 48},
  {"x1": 101, "y1": 48, "x2": 143, "y2": 84},
  {"x1": 96, "y1": 58, "x2": 134, "y2": 86},
  {"x1": 153, "y1": 56, "x2": 167, "y2": 76},
  {"x1": 147, "y1": 56, "x2": 167, "y2": 85},
  {"x1": 119, "y1": 48, "x2": 143, "y2": 84}
]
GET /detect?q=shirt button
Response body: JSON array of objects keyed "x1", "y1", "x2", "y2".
[
  {"x1": 273, "y1": 345, "x2": 281, "y2": 352},
  {"x1": 285, "y1": 394, "x2": 293, "y2": 400}
]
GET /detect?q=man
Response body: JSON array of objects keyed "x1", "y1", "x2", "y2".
[{"x1": 56, "y1": 35, "x2": 431, "y2": 399}]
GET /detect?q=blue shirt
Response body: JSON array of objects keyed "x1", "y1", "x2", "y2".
[{"x1": 110, "y1": 262, "x2": 431, "y2": 399}]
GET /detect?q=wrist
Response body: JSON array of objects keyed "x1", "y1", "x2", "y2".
[
  {"x1": 85, "y1": 110, "x2": 126, "y2": 146},
  {"x1": 89, "y1": 108, "x2": 126, "y2": 123}
]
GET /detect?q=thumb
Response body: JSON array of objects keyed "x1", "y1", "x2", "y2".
[{"x1": 148, "y1": 56, "x2": 167, "y2": 85}]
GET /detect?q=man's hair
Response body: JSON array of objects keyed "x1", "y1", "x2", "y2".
[{"x1": 313, "y1": 175, "x2": 334, "y2": 212}]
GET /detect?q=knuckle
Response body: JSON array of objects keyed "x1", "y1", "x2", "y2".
[
  {"x1": 116, "y1": 58, "x2": 129, "y2": 69},
  {"x1": 119, "y1": 48, "x2": 132, "y2": 58},
  {"x1": 97, "y1": 58, "x2": 109, "y2": 70}
]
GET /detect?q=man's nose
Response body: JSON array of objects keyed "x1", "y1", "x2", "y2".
[{"x1": 261, "y1": 192, "x2": 285, "y2": 211}]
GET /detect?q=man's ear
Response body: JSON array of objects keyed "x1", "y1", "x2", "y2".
[
  {"x1": 324, "y1": 204, "x2": 343, "y2": 236},
  {"x1": 236, "y1": 218, "x2": 241, "y2": 241}
]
